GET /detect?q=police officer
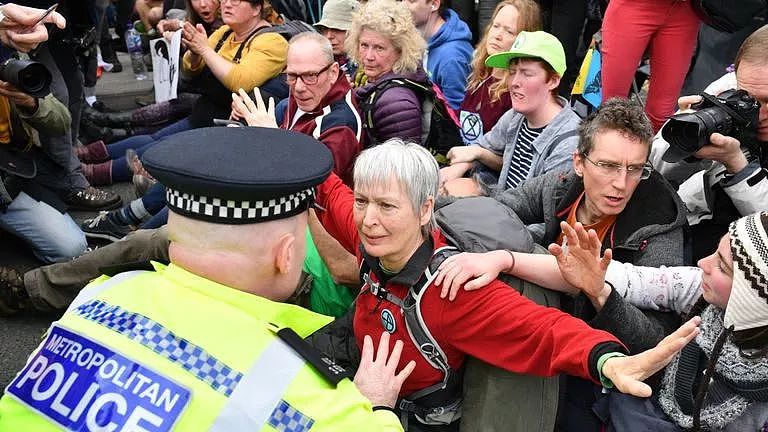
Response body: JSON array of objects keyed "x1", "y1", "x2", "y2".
[{"x1": 0, "y1": 126, "x2": 414, "y2": 431}]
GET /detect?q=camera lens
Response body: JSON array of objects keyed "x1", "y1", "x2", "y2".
[
  {"x1": 0, "y1": 59, "x2": 52, "y2": 98},
  {"x1": 661, "y1": 107, "x2": 733, "y2": 162}
]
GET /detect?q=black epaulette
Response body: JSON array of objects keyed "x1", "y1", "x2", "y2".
[
  {"x1": 98, "y1": 260, "x2": 156, "y2": 277},
  {"x1": 274, "y1": 326, "x2": 353, "y2": 386}
]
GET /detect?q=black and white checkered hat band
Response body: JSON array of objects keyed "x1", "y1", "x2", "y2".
[
  {"x1": 725, "y1": 212, "x2": 768, "y2": 331},
  {"x1": 166, "y1": 187, "x2": 315, "y2": 224}
]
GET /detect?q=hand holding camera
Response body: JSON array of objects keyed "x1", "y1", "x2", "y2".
[{"x1": 661, "y1": 89, "x2": 761, "y2": 174}]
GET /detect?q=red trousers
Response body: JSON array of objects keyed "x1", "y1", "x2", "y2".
[{"x1": 601, "y1": 0, "x2": 700, "y2": 132}]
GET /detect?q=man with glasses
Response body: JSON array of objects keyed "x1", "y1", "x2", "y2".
[
  {"x1": 232, "y1": 31, "x2": 361, "y2": 186},
  {"x1": 439, "y1": 97, "x2": 689, "y2": 431}
]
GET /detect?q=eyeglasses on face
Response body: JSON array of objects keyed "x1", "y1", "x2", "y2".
[
  {"x1": 286, "y1": 63, "x2": 334, "y2": 85},
  {"x1": 580, "y1": 153, "x2": 653, "y2": 180},
  {"x1": 220, "y1": 0, "x2": 253, "y2": 6}
]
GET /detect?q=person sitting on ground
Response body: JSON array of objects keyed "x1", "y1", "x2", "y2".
[
  {"x1": 313, "y1": 0, "x2": 358, "y2": 81},
  {"x1": 437, "y1": 98, "x2": 689, "y2": 431},
  {"x1": 458, "y1": 0, "x2": 541, "y2": 146},
  {"x1": 440, "y1": 31, "x2": 580, "y2": 197},
  {"x1": 404, "y1": 0, "x2": 473, "y2": 110},
  {"x1": 345, "y1": 0, "x2": 428, "y2": 147},
  {"x1": 310, "y1": 137, "x2": 702, "y2": 430},
  {"x1": 0, "y1": 126, "x2": 416, "y2": 431},
  {"x1": 77, "y1": 0, "x2": 288, "y2": 186}
]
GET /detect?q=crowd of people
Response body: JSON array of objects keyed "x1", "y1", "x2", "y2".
[{"x1": 0, "y1": 0, "x2": 767, "y2": 431}]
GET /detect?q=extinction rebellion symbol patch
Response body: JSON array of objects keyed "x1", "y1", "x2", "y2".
[{"x1": 381, "y1": 309, "x2": 396, "y2": 333}]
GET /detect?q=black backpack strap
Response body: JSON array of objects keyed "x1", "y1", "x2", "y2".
[
  {"x1": 403, "y1": 246, "x2": 459, "y2": 386},
  {"x1": 213, "y1": 29, "x2": 234, "y2": 53},
  {"x1": 232, "y1": 25, "x2": 271, "y2": 64},
  {"x1": 539, "y1": 129, "x2": 579, "y2": 162}
]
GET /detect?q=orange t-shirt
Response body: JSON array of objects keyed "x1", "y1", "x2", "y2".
[{"x1": 555, "y1": 192, "x2": 618, "y2": 247}]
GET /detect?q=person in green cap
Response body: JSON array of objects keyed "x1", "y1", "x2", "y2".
[{"x1": 440, "y1": 30, "x2": 582, "y2": 197}]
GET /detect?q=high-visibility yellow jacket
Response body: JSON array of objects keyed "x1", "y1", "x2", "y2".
[{"x1": 0, "y1": 262, "x2": 403, "y2": 431}]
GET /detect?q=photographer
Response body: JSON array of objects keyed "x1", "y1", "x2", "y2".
[
  {"x1": 650, "y1": 24, "x2": 768, "y2": 261},
  {"x1": 0, "y1": 72, "x2": 87, "y2": 265}
]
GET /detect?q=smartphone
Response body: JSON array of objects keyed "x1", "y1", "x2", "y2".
[{"x1": 29, "y1": 4, "x2": 58, "y2": 28}]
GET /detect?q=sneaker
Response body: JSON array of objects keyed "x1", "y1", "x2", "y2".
[
  {"x1": 65, "y1": 186, "x2": 122, "y2": 211},
  {"x1": 0, "y1": 266, "x2": 31, "y2": 316},
  {"x1": 81, "y1": 212, "x2": 132, "y2": 242}
]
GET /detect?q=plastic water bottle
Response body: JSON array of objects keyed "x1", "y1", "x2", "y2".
[{"x1": 125, "y1": 23, "x2": 147, "y2": 80}]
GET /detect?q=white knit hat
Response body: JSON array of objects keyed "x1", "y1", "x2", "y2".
[{"x1": 724, "y1": 212, "x2": 768, "y2": 331}]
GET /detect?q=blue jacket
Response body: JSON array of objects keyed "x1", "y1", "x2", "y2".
[{"x1": 425, "y1": 9, "x2": 473, "y2": 110}]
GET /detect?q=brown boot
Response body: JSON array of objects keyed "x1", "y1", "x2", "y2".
[
  {"x1": 81, "y1": 160, "x2": 113, "y2": 186},
  {"x1": 76, "y1": 140, "x2": 110, "y2": 163},
  {"x1": 0, "y1": 267, "x2": 31, "y2": 316}
]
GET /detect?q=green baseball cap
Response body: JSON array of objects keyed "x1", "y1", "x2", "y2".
[{"x1": 485, "y1": 31, "x2": 566, "y2": 76}]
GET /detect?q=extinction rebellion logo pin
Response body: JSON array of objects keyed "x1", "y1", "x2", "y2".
[{"x1": 381, "y1": 309, "x2": 396, "y2": 333}]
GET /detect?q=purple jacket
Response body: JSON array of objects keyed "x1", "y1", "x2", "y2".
[{"x1": 355, "y1": 70, "x2": 427, "y2": 147}]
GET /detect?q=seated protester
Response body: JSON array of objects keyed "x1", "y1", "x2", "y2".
[
  {"x1": 441, "y1": 31, "x2": 580, "y2": 197},
  {"x1": 649, "y1": 24, "x2": 768, "y2": 262},
  {"x1": 313, "y1": 0, "x2": 358, "y2": 81},
  {"x1": 458, "y1": 0, "x2": 541, "y2": 146},
  {"x1": 156, "y1": 0, "x2": 222, "y2": 37},
  {"x1": 0, "y1": 89, "x2": 87, "y2": 266},
  {"x1": 346, "y1": 0, "x2": 427, "y2": 147},
  {"x1": 439, "y1": 98, "x2": 689, "y2": 432},
  {"x1": 404, "y1": 0, "x2": 473, "y2": 110},
  {"x1": 236, "y1": 32, "x2": 362, "y2": 185},
  {"x1": 438, "y1": 215, "x2": 768, "y2": 431},
  {"x1": 79, "y1": 0, "x2": 288, "y2": 185},
  {"x1": 310, "y1": 138, "x2": 703, "y2": 431}
]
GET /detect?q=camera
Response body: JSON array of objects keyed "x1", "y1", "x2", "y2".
[
  {"x1": 661, "y1": 89, "x2": 761, "y2": 163},
  {"x1": 0, "y1": 59, "x2": 52, "y2": 98}
]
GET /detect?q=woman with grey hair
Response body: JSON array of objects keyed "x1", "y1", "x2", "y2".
[
  {"x1": 345, "y1": 0, "x2": 428, "y2": 147},
  {"x1": 313, "y1": 138, "x2": 703, "y2": 431}
]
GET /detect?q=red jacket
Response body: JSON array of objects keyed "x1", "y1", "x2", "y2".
[
  {"x1": 280, "y1": 70, "x2": 361, "y2": 185},
  {"x1": 316, "y1": 173, "x2": 624, "y2": 396}
]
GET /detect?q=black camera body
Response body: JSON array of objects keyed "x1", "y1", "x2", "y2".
[
  {"x1": 0, "y1": 59, "x2": 52, "y2": 98},
  {"x1": 661, "y1": 89, "x2": 761, "y2": 163}
]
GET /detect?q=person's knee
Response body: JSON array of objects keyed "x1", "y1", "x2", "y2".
[{"x1": 37, "y1": 230, "x2": 87, "y2": 264}]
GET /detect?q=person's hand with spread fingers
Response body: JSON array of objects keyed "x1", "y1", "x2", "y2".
[{"x1": 230, "y1": 87, "x2": 277, "y2": 128}]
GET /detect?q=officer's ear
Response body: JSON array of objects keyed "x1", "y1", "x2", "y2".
[{"x1": 274, "y1": 233, "x2": 297, "y2": 275}]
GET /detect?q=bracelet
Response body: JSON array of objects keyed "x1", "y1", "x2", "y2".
[
  {"x1": 597, "y1": 352, "x2": 627, "y2": 389},
  {"x1": 503, "y1": 249, "x2": 515, "y2": 273}
]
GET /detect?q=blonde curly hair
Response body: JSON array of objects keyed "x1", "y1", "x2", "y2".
[
  {"x1": 466, "y1": 0, "x2": 541, "y2": 103},
  {"x1": 345, "y1": 0, "x2": 426, "y2": 76}
]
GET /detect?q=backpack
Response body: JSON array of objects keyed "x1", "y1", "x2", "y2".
[
  {"x1": 359, "y1": 78, "x2": 463, "y2": 165},
  {"x1": 357, "y1": 197, "x2": 538, "y2": 425},
  {"x1": 690, "y1": 0, "x2": 767, "y2": 33}
]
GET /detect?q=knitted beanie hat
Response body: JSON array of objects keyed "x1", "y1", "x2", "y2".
[{"x1": 724, "y1": 212, "x2": 768, "y2": 331}]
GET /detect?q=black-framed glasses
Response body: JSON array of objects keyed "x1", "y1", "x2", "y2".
[
  {"x1": 286, "y1": 63, "x2": 334, "y2": 85},
  {"x1": 580, "y1": 153, "x2": 653, "y2": 180}
]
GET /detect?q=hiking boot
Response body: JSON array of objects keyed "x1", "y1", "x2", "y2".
[
  {"x1": 65, "y1": 186, "x2": 122, "y2": 211},
  {"x1": 0, "y1": 266, "x2": 31, "y2": 316},
  {"x1": 81, "y1": 212, "x2": 133, "y2": 242}
]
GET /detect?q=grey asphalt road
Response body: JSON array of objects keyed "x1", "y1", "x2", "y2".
[{"x1": 0, "y1": 52, "x2": 153, "y2": 391}]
